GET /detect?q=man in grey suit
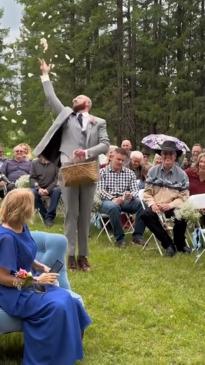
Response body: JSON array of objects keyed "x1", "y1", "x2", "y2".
[{"x1": 34, "y1": 59, "x2": 110, "y2": 271}]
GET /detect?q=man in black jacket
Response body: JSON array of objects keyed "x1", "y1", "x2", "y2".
[{"x1": 30, "y1": 155, "x2": 61, "y2": 226}]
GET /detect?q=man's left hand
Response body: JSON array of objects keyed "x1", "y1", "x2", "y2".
[{"x1": 73, "y1": 149, "x2": 86, "y2": 160}]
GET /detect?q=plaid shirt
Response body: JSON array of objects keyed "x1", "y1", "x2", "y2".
[{"x1": 97, "y1": 165, "x2": 139, "y2": 200}]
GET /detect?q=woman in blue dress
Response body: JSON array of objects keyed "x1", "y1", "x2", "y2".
[{"x1": 0, "y1": 188, "x2": 91, "y2": 365}]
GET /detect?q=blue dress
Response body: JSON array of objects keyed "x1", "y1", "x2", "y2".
[{"x1": 0, "y1": 225, "x2": 91, "y2": 365}]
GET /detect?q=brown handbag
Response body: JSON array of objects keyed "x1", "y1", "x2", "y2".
[{"x1": 59, "y1": 160, "x2": 99, "y2": 186}]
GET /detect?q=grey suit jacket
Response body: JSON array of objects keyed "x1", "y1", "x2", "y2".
[{"x1": 34, "y1": 80, "x2": 110, "y2": 165}]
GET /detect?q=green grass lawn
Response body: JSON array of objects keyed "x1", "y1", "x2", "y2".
[{"x1": 1, "y1": 216, "x2": 205, "y2": 364}]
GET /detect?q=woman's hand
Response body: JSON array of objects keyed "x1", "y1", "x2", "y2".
[
  {"x1": 32, "y1": 260, "x2": 50, "y2": 273},
  {"x1": 39, "y1": 263, "x2": 50, "y2": 273},
  {"x1": 34, "y1": 272, "x2": 59, "y2": 285}
]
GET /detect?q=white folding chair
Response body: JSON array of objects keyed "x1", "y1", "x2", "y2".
[
  {"x1": 187, "y1": 194, "x2": 205, "y2": 263},
  {"x1": 96, "y1": 212, "x2": 134, "y2": 242},
  {"x1": 96, "y1": 213, "x2": 113, "y2": 242},
  {"x1": 138, "y1": 189, "x2": 163, "y2": 256}
]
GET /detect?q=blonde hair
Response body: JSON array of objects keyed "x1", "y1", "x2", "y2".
[
  {"x1": 18, "y1": 143, "x2": 33, "y2": 159},
  {"x1": 195, "y1": 152, "x2": 205, "y2": 168},
  {"x1": 0, "y1": 189, "x2": 34, "y2": 227}
]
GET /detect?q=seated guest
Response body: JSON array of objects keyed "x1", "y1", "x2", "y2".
[
  {"x1": 153, "y1": 153, "x2": 162, "y2": 165},
  {"x1": 181, "y1": 152, "x2": 192, "y2": 170},
  {"x1": 141, "y1": 148, "x2": 152, "y2": 166},
  {"x1": 97, "y1": 147, "x2": 145, "y2": 247},
  {"x1": 141, "y1": 141, "x2": 191, "y2": 257},
  {"x1": 99, "y1": 153, "x2": 108, "y2": 168},
  {"x1": 18, "y1": 143, "x2": 33, "y2": 160},
  {"x1": 121, "y1": 139, "x2": 132, "y2": 166},
  {"x1": 185, "y1": 153, "x2": 205, "y2": 195},
  {"x1": 0, "y1": 145, "x2": 32, "y2": 191},
  {"x1": 0, "y1": 176, "x2": 8, "y2": 199},
  {"x1": 186, "y1": 153, "x2": 205, "y2": 226},
  {"x1": 138, "y1": 163, "x2": 152, "y2": 190},
  {"x1": 121, "y1": 139, "x2": 132, "y2": 152},
  {"x1": 191, "y1": 143, "x2": 202, "y2": 166},
  {"x1": 30, "y1": 155, "x2": 61, "y2": 227},
  {"x1": 129, "y1": 151, "x2": 144, "y2": 179},
  {"x1": 0, "y1": 145, "x2": 8, "y2": 198},
  {"x1": 99, "y1": 145, "x2": 118, "y2": 169},
  {"x1": 107, "y1": 145, "x2": 118, "y2": 163},
  {"x1": 0, "y1": 144, "x2": 7, "y2": 169},
  {"x1": 0, "y1": 188, "x2": 91, "y2": 365}
]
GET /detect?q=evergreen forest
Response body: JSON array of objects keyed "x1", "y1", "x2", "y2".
[{"x1": 0, "y1": 0, "x2": 204, "y2": 149}]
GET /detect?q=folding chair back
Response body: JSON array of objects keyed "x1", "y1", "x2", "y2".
[{"x1": 188, "y1": 194, "x2": 205, "y2": 210}]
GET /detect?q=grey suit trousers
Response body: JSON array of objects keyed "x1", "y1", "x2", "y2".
[{"x1": 61, "y1": 183, "x2": 96, "y2": 256}]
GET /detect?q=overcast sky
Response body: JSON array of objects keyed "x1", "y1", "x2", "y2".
[{"x1": 0, "y1": 0, "x2": 23, "y2": 42}]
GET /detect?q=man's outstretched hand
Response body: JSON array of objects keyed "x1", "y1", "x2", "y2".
[{"x1": 39, "y1": 58, "x2": 51, "y2": 75}]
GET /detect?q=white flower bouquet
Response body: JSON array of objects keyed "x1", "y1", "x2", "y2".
[
  {"x1": 15, "y1": 174, "x2": 30, "y2": 188},
  {"x1": 174, "y1": 201, "x2": 201, "y2": 225}
]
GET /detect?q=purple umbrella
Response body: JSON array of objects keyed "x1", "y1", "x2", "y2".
[{"x1": 141, "y1": 134, "x2": 190, "y2": 154}]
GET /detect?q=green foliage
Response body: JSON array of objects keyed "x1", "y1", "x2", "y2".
[
  {"x1": 0, "y1": 0, "x2": 204, "y2": 148},
  {"x1": 0, "y1": 10, "x2": 19, "y2": 146}
]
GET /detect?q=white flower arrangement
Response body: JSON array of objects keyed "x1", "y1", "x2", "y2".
[
  {"x1": 15, "y1": 175, "x2": 30, "y2": 188},
  {"x1": 174, "y1": 201, "x2": 201, "y2": 225}
]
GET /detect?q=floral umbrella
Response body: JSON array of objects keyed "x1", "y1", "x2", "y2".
[{"x1": 141, "y1": 134, "x2": 190, "y2": 154}]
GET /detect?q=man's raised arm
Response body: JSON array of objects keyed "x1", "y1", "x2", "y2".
[{"x1": 39, "y1": 59, "x2": 64, "y2": 115}]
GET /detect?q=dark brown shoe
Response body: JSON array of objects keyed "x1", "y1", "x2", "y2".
[
  {"x1": 132, "y1": 237, "x2": 144, "y2": 246},
  {"x1": 68, "y1": 256, "x2": 77, "y2": 271},
  {"x1": 77, "y1": 256, "x2": 91, "y2": 272}
]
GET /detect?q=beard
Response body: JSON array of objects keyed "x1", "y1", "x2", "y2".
[{"x1": 73, "y1": 101, "x2": 87, "y2": 113}]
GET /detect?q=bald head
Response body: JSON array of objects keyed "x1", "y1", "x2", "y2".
[
  {"x1": 72, "y1": 95, "x2": 92, "y2": 112},
  {"x1": 121, "y1": 139, "x2": 132, "y2": 152}
]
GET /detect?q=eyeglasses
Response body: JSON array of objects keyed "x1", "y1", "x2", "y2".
[{"x1": 14, "y1": 150, "x2": 24, "y2": 153}]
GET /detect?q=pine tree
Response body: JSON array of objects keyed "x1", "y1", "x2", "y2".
[{"x1": 15, "y1": 0, "x2": 205, "y2": 149}]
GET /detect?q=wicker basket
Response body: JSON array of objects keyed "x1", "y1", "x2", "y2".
[{"x1": 60, "y1": 160, "x2": 99, "y2": 186}]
